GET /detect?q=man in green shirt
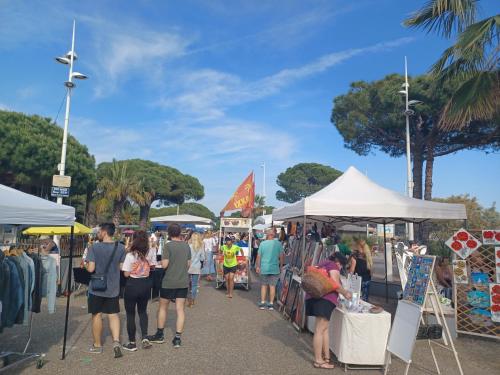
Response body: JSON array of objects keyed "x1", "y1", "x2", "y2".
[
  {"x1": 256, "y1": 229, "x2": 284, "y2": 310},
  {"x1": 221, "y1": 237, "x2": 244, "y2": 298}
]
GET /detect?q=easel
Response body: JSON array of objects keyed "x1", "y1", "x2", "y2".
[{"x1": 385, "y1": 255, "x2": 464, "y2": 375}]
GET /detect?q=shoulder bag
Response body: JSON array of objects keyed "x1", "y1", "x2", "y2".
[
  {"x1": 301, "y1": 265, "x2": 340, "y2": 299},
  {"x1": 90, "y1": 242, "x2": 119, "y2": 292}
]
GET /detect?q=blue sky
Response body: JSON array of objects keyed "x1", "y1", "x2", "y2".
[{"x1": 1, "y1": 0, "x2": 499, "y2": 213}]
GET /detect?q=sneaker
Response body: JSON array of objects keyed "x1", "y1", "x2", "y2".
[
  {"x1": 258, "y1": 302, "x2": 266, "y2": 310},
  {"x1": 141, "y1": 338, "x2": 152, "y2": 350},
  {"x1": 147, "y1": 332, "x2": 165, "y2": 344},
  {"x1": 113, "y1": 345, "x2": 123, "y2": 358},
  {"x1": 89, "y1": 345, "x2": 103, "y2": 354},
  {"x1": 122, "y1": 342, "x2": 137, "y2": 352},
  {"x1": 172, "y1": 337, "x2": 182, "y2": 348},
  {"x1": 267, "y1": 303, "x2": 274, "y2": 311}
]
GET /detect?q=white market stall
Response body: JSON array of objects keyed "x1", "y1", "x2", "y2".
[
  {"x1": 0, "y1": 184, "x2": 76, "y2": 370},
  {"x1": 272, "y1": 166, "x2": 467, "y2": 369},
  {"x1": 150, "y1": 214, "x2": 214, "y2": 226}
]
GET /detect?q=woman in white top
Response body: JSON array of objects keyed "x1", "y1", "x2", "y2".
[
  {"x1": 121, "y1": 231, "x2": 157, "y2": 351},
  {"x1": 188, "y1": 232, "x2": 205, "y2": 307},
  {"x1": 202, "y1": 232, "x2": 216, "y2": 281}
]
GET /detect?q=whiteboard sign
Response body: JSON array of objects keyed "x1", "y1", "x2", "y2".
[{"x1": 386, "y1": 300, "x2": 422, "y2": 363}]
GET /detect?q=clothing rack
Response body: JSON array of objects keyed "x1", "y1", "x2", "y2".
[{"x1": 0, "y1": 246, "x2": 45, "y2": 372}]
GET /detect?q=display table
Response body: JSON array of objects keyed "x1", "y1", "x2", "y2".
[{"x1": 330, "y1": 304, "x2": 391, "y2": 367}]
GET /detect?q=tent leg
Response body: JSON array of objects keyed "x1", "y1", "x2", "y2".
[
  {"x1": 383, "y1": 221, "x2": 388, "y2": 303},
  {"x1": 61, "y1": 226, "x2": 74, "y2": 360}
]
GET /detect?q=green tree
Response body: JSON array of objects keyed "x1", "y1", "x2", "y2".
[
  {"x1": 331, "y1": 74, "x2": 499, "y2": 200},
  {"x1": 150, "y1": 202, "x2": 216, "y2": 221},
  {"x1": 276, "y1": 163, "x2": 342, "y2": 203},
  {"x1": 404, "y1": 1, "x2": 499, "y2": 129},
  {"x1": 97, "y1": 159, "x2": 204, "y2": 229},
  {"x1": 0, "y1": 110, "x2": 96, "y2": 199},
  {"x1": 95, "y1": 160, "x2": 147, "y2": 229}
]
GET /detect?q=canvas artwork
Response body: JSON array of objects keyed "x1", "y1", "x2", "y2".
[
  {"x1": 489, "y1": 284, "x2": 500, "y2": 323},
  {"x1": 452, "y1": 260, "x2": 469, "y2": 284},
  {"x1": 495, "y1": 247, "x2": 500, "y2": 283},
  {"x1": 280, "y1": 269, "x2": 293, "y2": 306},
  {"x1": 293, "y1": 290, "x2": 306, "y2": 329},
  {"x1": 284, "y1": 278, "x2": 300, "y2": 317},
  {"x1": 403, "y1": 256, "x2": 435, "y2": 306},
  {"x1": 445, "y1": 229, "x2": 482, "y2": 259},
  {"x1": 482, "y1": 230, "x2": 500, "y2": 246}
]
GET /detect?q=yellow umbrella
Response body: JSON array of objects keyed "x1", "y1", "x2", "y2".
[{"x1": 22, "y1": 222, "x2": 92, "y2": 236}]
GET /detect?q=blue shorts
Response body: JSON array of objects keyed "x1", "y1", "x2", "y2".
[{"x1": 260, "y1": 274, "x2": 279, "y2": 286}]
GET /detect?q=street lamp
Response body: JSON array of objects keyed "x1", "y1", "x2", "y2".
[
  {"x1": 399, "y1": 57, "x2": 422, "y2": 241},
  {"x1": 55, "y1": 20, "x2": 88, "y2": 206}
]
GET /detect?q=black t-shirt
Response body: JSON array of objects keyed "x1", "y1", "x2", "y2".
[{"x1": 354, "y1": 257, "x2": 371, "y2": 282}]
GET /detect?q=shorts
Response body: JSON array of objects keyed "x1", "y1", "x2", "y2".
[
  {"x1": 160, "y1": 288, "x2": 188, "y2": 300},
  {"x1": 260, "y1": 274, "x2": 280, "y2": 286},
  {"x1": 306, "y1": 298, "x2": 336, "y2": 321},
  {"x1": 223, "y1": 265, "x2": 238, "y2": 275},
  {"x1": 88, "y1": 294, "x2": 120, "y2": 315}
]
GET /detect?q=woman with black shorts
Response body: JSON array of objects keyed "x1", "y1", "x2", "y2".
[{"x1": 306, "y1": 254, "x2": 352, "y2": 369}]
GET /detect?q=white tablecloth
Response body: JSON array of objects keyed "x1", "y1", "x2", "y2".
[{"x1": 330, "y1": 305, "x2": 391, "y2": 365}]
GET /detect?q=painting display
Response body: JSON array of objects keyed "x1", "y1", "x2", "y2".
[
  {"x1": 482, "y1": 230, "x2": 500, "y2": 246},
  {"x1": 452, "y1": 260, "x2": 469, "y2": 284},
  {"x1": 279, "y1": 269, "x2": 293, "y2": 306},
  {"x1": 496, "y1": 247, "x2": 500, "y2": 283},
  {"x1": 490, "y1": 284, "x2": 500, "y2": 323},
  {"x1": 445, "y1": 228, "x2": 482, "y2": 259},
  {"x1": 284, "y1": 278, "x2": 300, "y2": 317},
  {"x1": 402, "y1": 256, "x2": 435, "y2": 306},
  {"x1": 293, "y1": 290, "x2": 306, "y2": 330}
]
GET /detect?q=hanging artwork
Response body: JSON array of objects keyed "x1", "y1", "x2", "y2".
[
  {"x1": 452, "y1": 259, "x2": 469, "y2": 284},
  {"x1": 495, "y1": 247, "x2": 500, "y2": 283},
  {"x1": 402, "y1": 255, "x2": 435, "y2": 306},
  {"x1": 293, "y1": 290, "x2": 306, "y2": 330},
  {"x1": 279, "y1": 269, "x2": 293, "y2": 306},
  {"x1": 445, "y1": 228, "x2": 482, "y2": 259},
  {"x1": 490, "y1": 284, "x2": 500, "y2": 323},
  {"x1": 482, "y1": 230, "x2": 500, "y2": 246}
]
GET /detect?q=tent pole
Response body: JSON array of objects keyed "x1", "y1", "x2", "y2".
[
  {"x1": 383, "y1": 221, "x2": 388, "y2": 303},
  {"x1": 302, "y1": 215, "x2": 306, "y2": 273},
  {"x1": 62, "y1": 225, "x2": 74, "y2": 360}
]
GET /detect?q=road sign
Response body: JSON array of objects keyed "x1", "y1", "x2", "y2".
[
  {"x1": 52, "y1": 175, "x2": 72, "y2": 188},
  {"x1": 51, "y1": 186, "x2": 70, "y2": 198}
]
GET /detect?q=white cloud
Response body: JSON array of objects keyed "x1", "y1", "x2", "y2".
[
  {"x1": 0, "y1": 103, "x2": 11, "y2": 111},
  {"x1": 80, "y1": 16, "x2": 191, "y2": 97},
  {"x1": 16, "y1": 86, "x2": 37, "y2": 100},
  {"x1": 156, "y1": 37, "x2": 414, "y2": 118}
]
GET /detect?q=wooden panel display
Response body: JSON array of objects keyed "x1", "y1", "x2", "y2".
[{"x1": 455, "y1": 230, "x2": 500, "y2": 339}]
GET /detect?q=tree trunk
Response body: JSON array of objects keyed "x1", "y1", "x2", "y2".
[
  {"x1": 424, "y1": 147, "x2": 435, "y2": 201},
  {"x1": 412, "y1": 150, "x2": 424, "y2": 200},
  {"x1": 139, "y1": 204, "x2": 150, "y2": 230},
  {"x1": 112, "y1": 200, "x2": 124, "y2": 230}
]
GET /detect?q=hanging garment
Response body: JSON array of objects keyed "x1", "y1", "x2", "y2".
[
  {"x1": 0, "y1": 251, "x2": 11, "y2": 333},
  {"x1": 40, "y1": 255, "x2": 57, "y2": 314},
  {"x1": 22, "y1": 253, "x2": 35, "y2": 311},
  {"x1": 8, "y1": 257, "x2": 25, "y2": 324},
  {"x1": 3, "y1": 259, "x2": 24, "y2": 327},
  {"x1": 30, "y1": 254, "x2": 42, "y2": 313},
  {"x1": 18, "y1": 254, "x2": 33, "y2": 325}
]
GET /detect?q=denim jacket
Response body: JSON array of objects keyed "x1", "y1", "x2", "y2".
[{"x1": 40, "y1": 255, "x2": 57, "y2": 314}]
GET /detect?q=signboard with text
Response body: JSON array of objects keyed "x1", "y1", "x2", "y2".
[{"x1": 51, "y1": 186, "x2": 70, "y2": 197}]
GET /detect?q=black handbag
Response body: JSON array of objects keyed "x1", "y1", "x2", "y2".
[
  {"x1": 90, "y1": 242, "x2": 118, "y2": 292},
  {"x1": 73, "y1": 267, "x2": 91, "y2": 285}
]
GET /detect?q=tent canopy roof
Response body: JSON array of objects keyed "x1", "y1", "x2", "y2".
[
  {"x1": 23, "y1": 222, "x2": 91, "y2": 236},
  {"x1": 0, "y1": 184, "x2": 75, "y2": 226},
  {"x1": 273, "y1": 166, "x2": 466, "y2": 224},
  {"x1": 150, "y1": 214, "x2": 213, "y2": 225}
]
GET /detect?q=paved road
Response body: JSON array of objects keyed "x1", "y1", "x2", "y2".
[{"x1": 1, "y1": 274, "x2": 499, "y2": 374}]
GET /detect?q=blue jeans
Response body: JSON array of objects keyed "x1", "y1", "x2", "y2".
[
  {"x1": 361, "y1": 280, "x2": 371, "y2": 302},
  {"x1": 190, "y1": 274, "x2": 200, "y2": 300}
]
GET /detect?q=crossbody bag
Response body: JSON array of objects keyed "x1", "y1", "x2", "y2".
[{"x1": 90, "y1": 241, "x2": 118, "y2": 292}]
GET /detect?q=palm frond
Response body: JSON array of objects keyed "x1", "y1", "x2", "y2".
[
  {"x1": 404, "y1": 0, "x2": 477, "y2": 38},
  {"x1": 439, "y1": 71, "x2": 500, "y2": 129}
]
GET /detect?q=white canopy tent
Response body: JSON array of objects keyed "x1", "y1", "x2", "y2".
[
  {"x1": 273, "y1": 166, "x2": 466, "y2": 224},
  {"x1": 253, "y1": 214, "x2": 284, "y2": 227},
  {"x1": 0, "y1": 184, "x2": 75, "y2": 225},
  {"x1": 0, "y1": 184, "x2": 76, "y2": 361},
  {"x1": 150, "y1": 214, "x2": 213, "y2": 226}
]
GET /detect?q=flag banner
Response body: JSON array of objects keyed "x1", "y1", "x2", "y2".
[{"x1": 221, "y1": 172, "x2": 255, "y2": 216}]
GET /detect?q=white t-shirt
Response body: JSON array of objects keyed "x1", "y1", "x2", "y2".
[
  {"x1": 122, "y1": 248, "x2": 157, "y2": 278},
  {"x1": 203, "y1": 238, "x2": 215, "y2": 252}
]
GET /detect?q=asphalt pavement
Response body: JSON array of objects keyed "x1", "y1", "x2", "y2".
[{"x1": 1, "y1": 272, "x2": 499, "y2": 375}]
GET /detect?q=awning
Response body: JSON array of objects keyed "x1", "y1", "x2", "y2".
[
  {"x1": 22, "y1": 222, "x2": 92, "y2": 236},
  {"x1": 150, "y1": 214, "x2": 213, "y2": 225}
]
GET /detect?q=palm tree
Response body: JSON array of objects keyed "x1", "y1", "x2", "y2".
[
  {"x1": 253, "y1": 194, "x2": 266, "y2": 217},
  {"x1": 95, "y1": 160, "x2": 145, "y2": 230},
  {"x1": 405, "y1": 0, "x2": 499, "y2": 129}
]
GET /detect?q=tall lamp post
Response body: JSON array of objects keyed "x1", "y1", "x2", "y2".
[
  {"x1": 399, "y1": 57, "x2": 422, "y2": 241},
  {"x1": 261, "y1": 162, "x2": 266, "y2": 215},
  {"x1": 55, "y1": 20, "x2": 88, "y2": 205}
]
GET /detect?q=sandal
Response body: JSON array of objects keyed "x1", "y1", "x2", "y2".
[{"x1": 313, "y1": 361, "x2": 334, "y2": 369}]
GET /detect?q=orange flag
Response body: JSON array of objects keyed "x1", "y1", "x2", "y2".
[{"x1": 221, "y1": 172, "x2": 255, "y2": 216}]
